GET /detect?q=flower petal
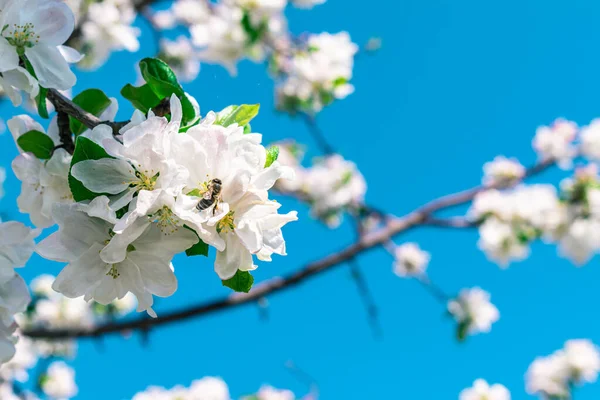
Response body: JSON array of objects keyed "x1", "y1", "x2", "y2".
[
  {"x1": 52, "y1": 242, "x2": 110, "y2": 298},
  {"x1": 26, "y1": 45, "x2": 76, "y2": 90},
  {"x1": 0, "y1": 38, "x2": 19, "y2": 72},
  {"x1": 30, "y1": 0, "x2": 75, "y2": 45},
  {"x1": 71, "y1": 158, "x2": 136, "y2": 194}
]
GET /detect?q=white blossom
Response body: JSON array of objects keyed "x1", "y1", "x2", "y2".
[
  {"x1": 171, "y1": 115, "x2": 297, "y2": 279},
  {"x1": 80, "y1": 0, "x2": 140, "y2": 69},
  {"x1": 0, "y1": 67, "x2": 39, "y2": 106},
  {"x1": 558, "y1": 218, "x2": 600, "y2": 265},
  {"x1": 393, "y1": 242, "x2": 430, "y2": 277},
  {"x1": 159, "y1": 36, "x2": 201, "y2": 82},
  {"x1": 580, "y1": 118, "x2": 600, "y2": 161},
  {"x1": 482, "y1": 156, "x2": 525, "y2": 185},
  {"x1": 532, "y1": 118, "x2": 578, "y2": 169},
  {"x1": 277, "y1": 32, "x2": 357, "y2": 113},
  {"x1": 0, "y1": 334, "x2": 37, "y2": 382},
  {"x1": 290, "y1": 0, "x2": 326, "y2": 9},
  {"x1": 477, "y1": 217, "x2": 529, "y2": 267},
  {"x1": 526, "y1": 340, "x2": 600, "y2": 397},
  {"x1": 564, "y1": 339, "x2": 600, "y2": 384},
  {"x1": 36, "y1": 197, "x2": 197, "y2": 317},
  {"x1": 191, "y1": 4, "x2": 262, "y2": 75},
  {"x1": 300, "y1": 154, "x2": 366, "y2": 227},
  {"x1": 172, "y1": 0, "x2": 211, "y2": 25},
  {"x1": 133, "y1": 376, "x2": 230, "y2": 400},
  {"x1": 256, "y1": 385, "x2": 295, "y2": 400},
  {"x1": 9, "y1": 115, "x2": 73, "y2": 228},
  {"x1": 0, "y1": 0, "x2": 79, "y2": 90},
  {"x1": 448, "y1": 287, "x2": 499, "y2": 336},
  {"x1": 41, "y1": 361, "x2": 77, "y2": 400},
  {"x1": 459, "y1": 379, "x2": 510, "y2": 400}
]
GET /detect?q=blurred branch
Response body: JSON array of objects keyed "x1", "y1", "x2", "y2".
[{"x1": 22, "y1": 157, "x2": 556, "y2": 340}]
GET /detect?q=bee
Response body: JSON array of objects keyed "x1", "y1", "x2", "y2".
[{"x1": 196, "y1": 178, "x2": 222, "y2": 214}]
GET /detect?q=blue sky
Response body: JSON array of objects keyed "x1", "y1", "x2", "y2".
[{"x1": 2, "y1": 0, "x2": 600, "y2": 399}]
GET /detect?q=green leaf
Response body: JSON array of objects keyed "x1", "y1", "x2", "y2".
[
  {"x1": 264, "y1": 146, "x2": 279, "y2": 168},
  {"x1": 185, "y1": 239, "x2": 209, "y2": 257},
  {"x1": 68, "y1": 136, "x2": 114, "y2": 202},
  {"x1": 243, "y1": 123, "x2": 252, "y2": 134},
  {"x1": 36, "y1": 87, "x2": 49, "y2": 119},
  {"x1": 139, "y1": 57, "x2": 183, "y2": 99},
  {"x1": 183, "y1": 225, "x2": 209, "y2": 257},
  {"x1": 136, "y1": 58, "x2": 197, "y2": 125},
  {"x1": 456, "y1": 321, "x2": 469, "y2": 342},
  {"x1": 222, "y1": 270, "x2": 254, "y2": 293},
  {"x1": 215, "y1": 104, "x2": 260, "y2": 128},
  {"x1": 241, "y1": 11, "x2": 268, "y2": 44},
  {"x1": 332, "y1": 77, "x2": 348, "y2": 87},
  {"x1": 16, "y1": 130, "x2": 54, "y2": 159},
  {"x1": 70, "y1": 89, "x2": 112, "y2": 136},
  {"x1": 22, "y1": 58, "x2": 49, "y2": 119},
  {"x1": 121, "y1": 83, "x2": 162, "y2": 113}
]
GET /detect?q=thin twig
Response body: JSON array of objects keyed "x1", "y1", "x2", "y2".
[
  {"x1": 300, "y1": 114, "x2": 336, "y2": 155},
  {"x1": 22, "y1": 157, "x2": 556, "y2": 340}
]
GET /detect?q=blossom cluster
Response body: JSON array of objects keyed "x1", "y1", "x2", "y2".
[
  {"x1": 526, "y1": 339, "x2": 600, "y2": 398},
  {"x1": 272, "y1": 142, "x2": 366, "y2": 227},
  {"x1": 146, "y1": 0, "x2": 359, "y2": 114},
  {"x1": 7, "y1": 94, "x2": 296, "y2": 318},
  {"x1": 467, "y1": 117, "x2": 600, "y2": 268},
  {"x1": 133, "y1": 377, "x2": 300, "y2": 400},
  {"x1": 274, "y1": 32, "x2": 358, "y2": 114}
]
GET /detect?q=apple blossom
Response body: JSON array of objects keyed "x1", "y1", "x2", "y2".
[
  {"x1": 448, "y1": 287, "x2": 499, "y2": 337},
  {"x1": 459, "y1": 379, "x2": 510, "y2": 400},
  {"x1": 9, "y1": 115, "x2": 73, "y2": 228},
  {"x1": 532, "y1": 118, "x2": 578, "y2": 169},
  {"x1": 482, "y1": 156, "x2": 525, "y2": 185},
  {"x1": 0, "y1": 0, "x2": 79, "y2": 90},
  {"x1": 393, "y1": 242, "x2": 430, "y2": 277},
  {"x1": 40, "y1": 361, "x2": 77, "y2": 400},
  {"x1": 36, "y1": 197, "x2": 197, "y2": 317}
]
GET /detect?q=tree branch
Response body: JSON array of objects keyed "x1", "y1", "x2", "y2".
[
  {"x1": 46, "y1": 89, "x2": 130, "y2": 135},
  {"x1": 22, "y1": 157, "x2": 556, "y2": 340}
]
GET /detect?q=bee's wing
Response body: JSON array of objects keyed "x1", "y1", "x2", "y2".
[{"x1": 202, "y1": 190, "x2": 213, "y2": 200}]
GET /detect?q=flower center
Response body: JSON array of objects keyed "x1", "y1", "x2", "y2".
[
  {"x1": 106, "y1": 265, "x2": 120, "y2": 279},
  {"x1": 3, "y1": 23, "x2": 39, "y2": 52},
  {"x1": 129, "y1": 167, "x2": 159, "y2": 191},
  {"x1": 216, "y1": 211, "x2": 236, "y2": 234},
  {"x1": 149, "y1": 206, "x2": 181, "y2": 235}
]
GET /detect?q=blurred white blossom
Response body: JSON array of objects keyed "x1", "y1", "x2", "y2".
[
  {"x1": 459, "y1": 379, "x2": 510, "y2": 400},
  {"x1": 393, "y1": 243, "x2": 430, "y2": 277}
]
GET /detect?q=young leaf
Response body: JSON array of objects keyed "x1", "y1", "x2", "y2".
[
  {"x1": 120, "y1": 83, "x2": 162, "y2": 114},
  {"x1": 222, "y1": 270, "x2": 254, "y2": 293},
  {"x1": 36, "y1": 87, "x2": 49, "y2": 119},
  {"x1": 69, "y1": 89, "x2": 112, "y2": 135},
  {"x1": 136, "y1": 58, "x2": 197, "y2": 125},
  {"x1": 185, "y1": 239, "x2": 209, "y2": 257},
  {"x1": 139, "y1": 58, "x2": 183, "y2": 98},
  {"x1": 215, "y1": 104, "x2": 260, "y2": 128},
  {"x1": 264, "y1": 146, "x2": 279, "y2": 168},
  {"x1": 16, "y1": 130, "x2": 54, "y2": 159},
  {"x1": 22, "y1": 58, "x2": 49, "y2": 119},
  {"x1": 68, "y1": 136, "x2": 114, "y2": 202},
  {"x1": 183, "y1": 225, "x2": 209, "y2": 257}
]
